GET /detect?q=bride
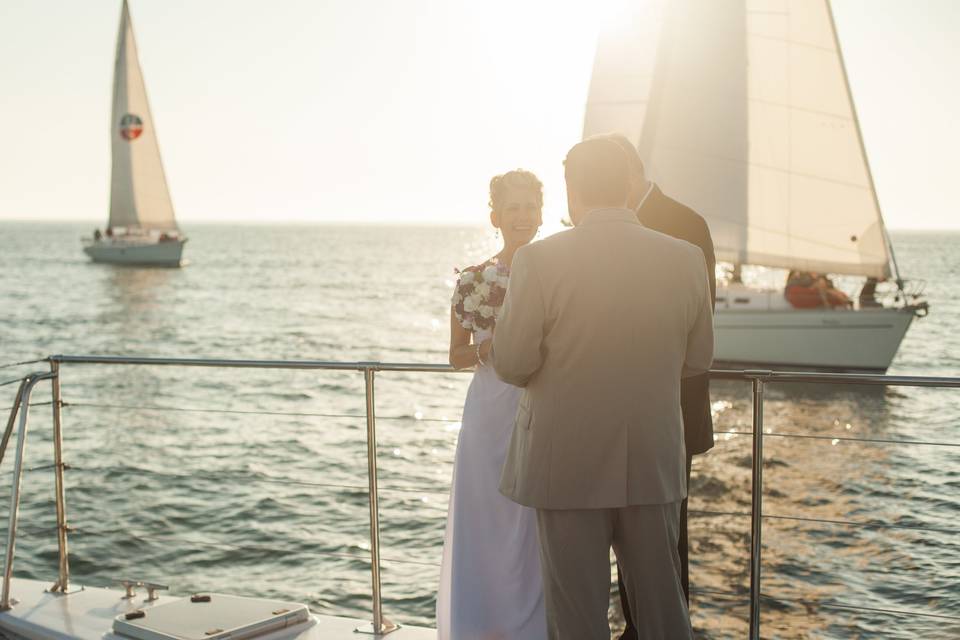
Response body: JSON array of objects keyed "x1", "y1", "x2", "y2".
[{"x1": 437, "y1": 170, "x2": 547, "y2": 639}]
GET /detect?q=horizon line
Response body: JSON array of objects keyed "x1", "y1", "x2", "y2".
[{"x1": 1, "y1": 218, "x2": 957, "y2": 233}]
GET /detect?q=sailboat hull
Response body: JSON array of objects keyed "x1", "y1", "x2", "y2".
[
  {"x1": 82, "y1": 237, "x2": 186, "y2": 267},
  {"x1": 714, "y1": 306, "x2": 916, "y2": 373}
]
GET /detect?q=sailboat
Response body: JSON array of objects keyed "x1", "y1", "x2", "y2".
[
  {"x1": 83, "y1": 0, "x2": 186, "y2": 267},
  {"x1": 583, "y1": 0, "x2": 928, "y2": 372}
]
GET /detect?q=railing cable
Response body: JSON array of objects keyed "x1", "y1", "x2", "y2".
[
  {"x1": 687, "y1": 508, "x2": 957, "y2": 535},
  {"x1": 690, "y1": 509, "x2": 751, "y2": 518},
  {"x1": 0, "y1": 359, "x2": 47, "y2": 370},
  {"x1": 714, "y1": 429, "x2": 960, "y2": 448},
  {"x1": 62, "y1": 401, "x2": 457, "y2": 424},
  {"x1": 67, "y1": 525, "x2": 440, "y2": 568},
  {"x1": 25, "y1": 463, "x2": 58, "y2": 473},
  {"x1": 67, "y1": 464, "x2": 450, "y2": 497},
  {"x1": 66, "y1": 402, "x2": 364, "y2": 421},
  {"x1": 73, "y1": 464, "x2": 370, "y2": 494},
  {"x1": 57, "y1": 402, "x2": 960, "y2": 446},
  {"x1": 761, "y1": 593, "x2": 960, "y2": 623},
  {"x1": 763, "y1": 512, "x2": 958, "y2": 535}
]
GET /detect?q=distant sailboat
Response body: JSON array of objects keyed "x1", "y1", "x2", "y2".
[
  {"x1": 583, "y1": 0, "x2": 927, "y2": 372},
  {"x1": 83, "y1": 0, "x2": 186, "y2": 267}
]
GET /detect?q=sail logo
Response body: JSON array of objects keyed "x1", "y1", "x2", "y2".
[{"x1": 119, "y1": 114, "x2": 144, "y2": 141}]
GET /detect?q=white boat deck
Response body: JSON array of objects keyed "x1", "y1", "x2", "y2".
[{"x1": 0, "y1": 579, "x2": 435, "y2": 640}]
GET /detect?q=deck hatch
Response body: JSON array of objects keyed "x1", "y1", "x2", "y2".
[{"x1": 112, "y1": 593, "x2": 310, "y2": 640}]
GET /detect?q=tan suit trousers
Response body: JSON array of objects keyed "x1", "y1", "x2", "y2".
[{"x1": 536, "y1": 502, "x2": 693, "y2": 640}]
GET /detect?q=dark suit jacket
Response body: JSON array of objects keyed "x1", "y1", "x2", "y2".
[{"x1": 637, "y1": 185, "x2": 716, "y2": 455}]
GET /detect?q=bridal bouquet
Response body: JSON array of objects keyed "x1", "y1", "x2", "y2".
[{"x1": 452, "y1": 260, "x2": 510, "y2": 332}]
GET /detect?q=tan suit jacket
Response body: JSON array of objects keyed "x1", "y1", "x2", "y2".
[{"x1": 492, "y1": 208, "x2": 714, "y2": 509}]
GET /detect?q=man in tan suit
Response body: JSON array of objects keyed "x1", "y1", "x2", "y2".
[{"x1": 491, "y1": 139, "x2": 713, "y2": 639}]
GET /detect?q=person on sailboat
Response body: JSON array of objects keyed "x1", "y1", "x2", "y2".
[
  {"x1": 94, "y1": 228, "x2": 102, "y2": 241},
  {"x1": 815, "y1": 274, "x2": 852, "y2": 308},
  {"x1": 859, "y1": 277, "x2": 883, "y2": 308},
  {"x1": 602, "y1": 133, "x2": 716, "y2": 637},
  {"x1": 785, "y1": 271, "x2": 852, "y2": 309}
]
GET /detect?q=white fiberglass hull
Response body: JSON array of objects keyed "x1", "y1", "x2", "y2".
[
  {"x1": 714, "y1": 306, "x2": 916, "y2": 373},
  {"x1": 82, "y1": 237, "x2": 186, "y2": 267}
]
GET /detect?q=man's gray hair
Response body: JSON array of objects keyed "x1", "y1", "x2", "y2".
[
  {"x1": 563, "y1": 138, "x2": 631, "y2": 208},
  {"x1": 589, "y1": 132, "x2": 645, "y2": 179}
]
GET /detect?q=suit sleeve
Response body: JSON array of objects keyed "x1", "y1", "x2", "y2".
[
  {"x1": 491, "y1": 247, "x2": 546, "y2": 387},
  {"x1": 682, "y1": 249, "x2": 715, "y2": 378},
  {"x1": 697, "y1": 217, "x2": 717, "y2": 306}
]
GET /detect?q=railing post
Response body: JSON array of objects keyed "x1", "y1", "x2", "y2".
[
  {"x1": 49, "y1": 361, "x2": 71, "y2": 594},
  {"x1": 2, "y1": 372, "x2": 52, "y2": 611},
  {"x1": 749, "y1": 376, "x2": 766, "y2": 640},
  {"x1": 0, "y1": 380, "x2": 26, "y2": 469},
  {"x1": 355, "y1": 367, "x2": 398, "y2": 636}
]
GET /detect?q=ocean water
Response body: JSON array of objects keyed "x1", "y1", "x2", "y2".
[{"x1": 1, "y1": 222, "x2": 958, "y2": 638}]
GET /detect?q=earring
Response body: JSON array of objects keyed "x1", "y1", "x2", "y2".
[{"x1": 495, "y1": 229, "x2": 500, "y2": 240}]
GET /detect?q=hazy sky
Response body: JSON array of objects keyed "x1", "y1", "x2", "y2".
[{"x1": 1, "y1": 0, "x2": 957, "y2": 229}]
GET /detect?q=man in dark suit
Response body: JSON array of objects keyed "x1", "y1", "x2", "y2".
[{"x1": 603, "y1": 134, "x2": 716, "y2": 637}]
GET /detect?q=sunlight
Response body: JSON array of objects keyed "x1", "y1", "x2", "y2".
[{"x1": 436, "y1": 0, "x2": 648, "y2": 232}]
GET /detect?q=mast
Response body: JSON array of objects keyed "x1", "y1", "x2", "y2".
[{"x1": 825, "y1": 0, "x2": 903, "y2": 289}]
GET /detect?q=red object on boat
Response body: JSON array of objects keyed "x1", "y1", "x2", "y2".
[
  {"x1": 785, "y1": 285, "x2": 851, "y2": 308},
  {"x1": 785, "y1": 285, "x2": 824, "y2": 308}
]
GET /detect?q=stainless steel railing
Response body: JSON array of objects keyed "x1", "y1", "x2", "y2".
[
  {"x1": 1, "y1": 354, "x2": 958, "y2": 638},
  {"x1": 0, "y1": 370, "x2": 57, "y2": 610}
]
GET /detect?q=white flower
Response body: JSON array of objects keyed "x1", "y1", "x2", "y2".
[
  {"x1": 478, "y1": 305, "x2": 494, "y2": 318},
  {"x1": 463, "y1": 294, "x2": 481, "y2": 312},
  {"x1": 474, "y1": 282, "x2": 491, "y2": 298},
  {"x1": 459, "y1": 271, "x2": 475, "y2": 284},
  {"x1": 482, "y1": 266, "x2": 499, "y2": 282}
]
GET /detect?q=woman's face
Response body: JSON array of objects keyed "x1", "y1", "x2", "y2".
[{"x1": 492, "y1": 185, "x2": 542, "y2": 248}]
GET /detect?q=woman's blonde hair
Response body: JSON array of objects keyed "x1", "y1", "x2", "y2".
[{"x1": 488, "y1": 169, "x2": 543, "y2": 213}]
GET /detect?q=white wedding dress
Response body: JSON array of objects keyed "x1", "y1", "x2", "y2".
[{"x1": 437, "y1": 327, "x2": 547, "y2": 640}]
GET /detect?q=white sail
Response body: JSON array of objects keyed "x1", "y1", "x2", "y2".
[
  {"x1": 584, "y1": 0, "x2": 892, "y2": 278},
  {"x1": 582, "y1": 2, "x2": 666, "y2": 150},
  {"x1": 109, "y1": 0, "x2": 178, "y2": 232}
]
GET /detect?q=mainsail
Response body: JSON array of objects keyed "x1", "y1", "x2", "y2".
[
  {"x1": 109, "y1": 0, "x2": 178, "y2": 232},
  {"x1": 584, "y1": 0, "x2": 893, "y2": 278}
]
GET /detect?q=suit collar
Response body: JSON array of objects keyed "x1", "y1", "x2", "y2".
[
  {"x1": 577, "y1": 207, "x2": 643, "y2": 227},
  {"x1": 636, "y1": 183, "x2": 663, "y2": 215}
]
